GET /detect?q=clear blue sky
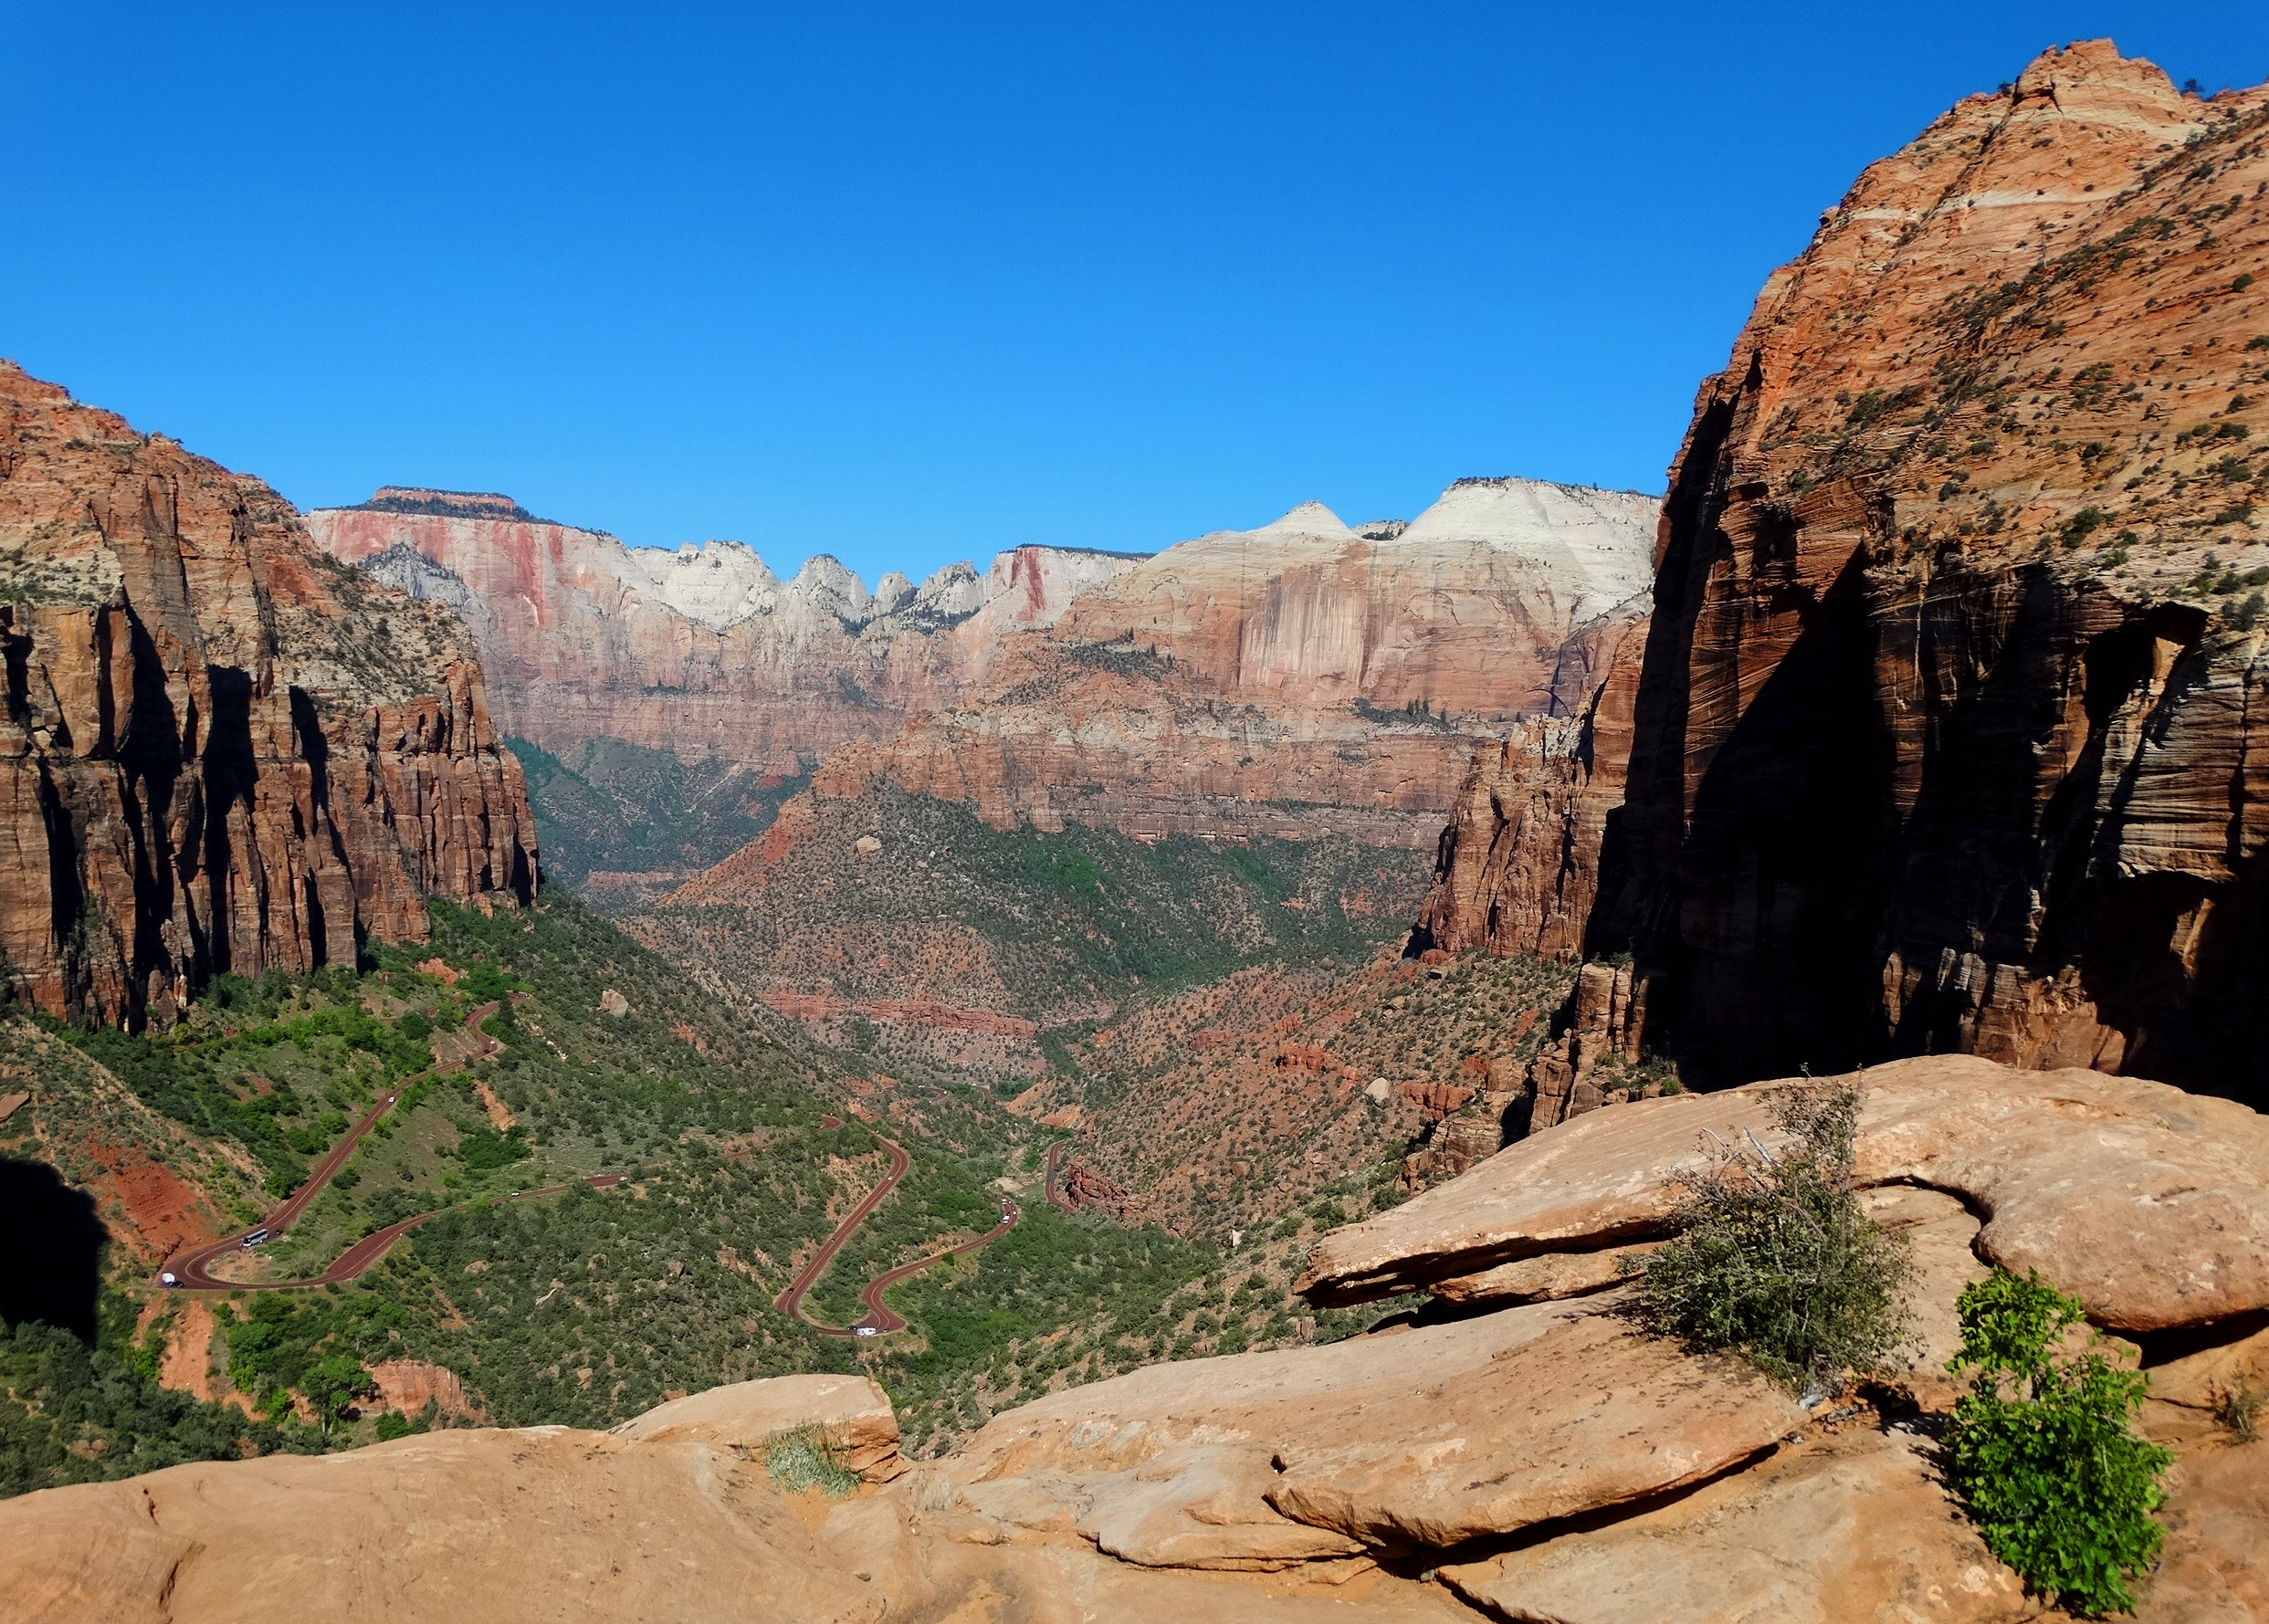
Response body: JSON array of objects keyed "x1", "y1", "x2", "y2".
[{"x1": 5, "y1": 5, "x2": 2264, "y2": 586}]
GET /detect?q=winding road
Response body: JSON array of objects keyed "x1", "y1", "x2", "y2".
[
  {"x1": 774, "y1": 1134, "x2": 1062, "y2": 1338},
  {"x1": 156, "y1": 1001, "x2": 620, "y2": 1293}
]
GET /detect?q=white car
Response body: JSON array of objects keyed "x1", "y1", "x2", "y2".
[
  {"x1": 855, "y1": 1325, "x2": 877, "y2": 1337},
  {"x1": 159, "y1": 1271, "x2": 180, "y2": 1288}
]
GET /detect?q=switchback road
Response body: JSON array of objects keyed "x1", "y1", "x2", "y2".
[
  {"x1": 155, "y1": 1001, "x2": 622, "y2": 1292},
  {"x1": 774, "y1": 1131, "x2": 1030, "y2": 1338}
]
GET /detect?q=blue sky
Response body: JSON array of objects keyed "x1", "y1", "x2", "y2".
[{"x1": 5, "y1": 5, "x2": 2264, "y2": 586}]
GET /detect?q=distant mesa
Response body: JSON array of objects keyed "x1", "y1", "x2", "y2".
[{"x1": 352, "y1": 487, "x2": 551, "y2": 524}]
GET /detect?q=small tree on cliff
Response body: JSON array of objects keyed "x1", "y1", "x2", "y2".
[
  {"x1": 1944, "y1": 1269, "x2": 2172, "y2": 1617},
  {"x1": 1622, "y1": 1077, "x2": 1912, "y2": 1392}
]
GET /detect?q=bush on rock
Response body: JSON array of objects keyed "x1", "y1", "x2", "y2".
[
  {"x1": 1622, "y1": 1078, "x2": 1912, "y2": 1390},
  {"x1": 1944, "y1": 1268, "x2": 2172, "y2": 1617}
]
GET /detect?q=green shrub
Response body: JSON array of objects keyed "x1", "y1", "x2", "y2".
[
  {"x1": 1622, "y1": 1079, "x2": 1911, "y2": 1390},
  {"x1": 1943, "y1": 1270, "x2": 2173, "y2": 1617},
  {"x1": 764, "y1": 1423, "x2": 861, "y2": 1496}
]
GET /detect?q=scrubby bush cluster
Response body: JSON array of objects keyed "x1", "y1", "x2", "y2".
[
  {"x1": 1623, "y1": 1079, "x2": 1912, "y2": 1390},
  {"x1": 1, "y1": 1297, "x2": 289, "y2": 1496}
]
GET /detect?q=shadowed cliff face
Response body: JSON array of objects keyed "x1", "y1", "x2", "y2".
[
  {"x1": 1587, "y1": 43, "x2": 2269, "y2": 1100},
  {"x1": 0, "y1": 1158, "x2": 104, "y2": 1340},
  {"x1": 0, "y1": 361, "x2": 538, "y2": 1030}
]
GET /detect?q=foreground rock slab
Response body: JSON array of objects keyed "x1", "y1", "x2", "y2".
[
  {"x1": 930, "y1": 1295, "x2": 1803, "y2": 1561},
  {"x1": 1301, "y1": 1057, "x2": 2269, "y2": 1333},
  {"x1": 1436, "y1": 1429, "x2": 2033, "y2": 1624},
  {"x1": 0, "y1": 1426, "x2": 881, "y2": 1624},
  {"x1": 611, "y1": 1371, "x2": 906, "y2": 1481}
]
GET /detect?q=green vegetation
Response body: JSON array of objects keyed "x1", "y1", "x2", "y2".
[
  {"x1": 216, "y1": 1293, "x2": 403, "y2": 1430},
  {"x1": 509, "y1": 735, "x2": 803, "y2": 897},
  {"x1": 362, "y1": 1159, "x2": 864, "y2": 1426},
  {"x1": 1622, "y1": 1079, "x2": 1912, "y2": 1390},
  {"x1": 58, "y1": 970, "x2": 435, "y2": 1197},
  {"x1": 764, "y1": 1422, "x2": 863, "y2": 1495},
  {"x1": 1944, "y1": 1270, "x2": 2174, "y2": 1617},
  {"x1": 640, "y1": 784, "x2": 1429, "y2": 1092},
  {"x1": 1, "y1": 1293, "x2": 289, "y2": 1496}
]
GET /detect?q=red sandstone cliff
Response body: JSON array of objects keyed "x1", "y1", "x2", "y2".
[
  {"x1": 1443, "y1": 43, "x2": 2269, "y2": 1105},
  {"x1": 1410, "y1": 610, "x2": 1645, "y2": 959},
  {"x1": 0, "y1": 363, "x2": 536, "y2": 1028},
  {"x1": 307, "y1": 484, "x2": 1654, "y2": 846}
]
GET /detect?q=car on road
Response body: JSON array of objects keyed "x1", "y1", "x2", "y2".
[
  {"x1": 158, "y1": 1271, "x2": 180, "y2": 1287},
  {"x1": 856, "y1": 1325, "x2": 877, "y2": 1337}
]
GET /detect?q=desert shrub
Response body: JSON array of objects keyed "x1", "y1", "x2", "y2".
[
  {"x1": 1622, "y1": 1079, "x2": 1910, "y2": 1390},
  {"x1": 1943, "y1": 1269, "x2": 2173, "y2": 1617},
  {"x1": 2214, "y1": 1379, "x2": 2263, "y2": 1445},
  {"x1": 764, "y1": 1423, "x2": 861, "y2": 1496}
]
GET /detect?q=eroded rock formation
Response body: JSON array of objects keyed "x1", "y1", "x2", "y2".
[
  {"x1": 0, "y1": 363, "x2": 535, "y2": 1028},
  {"x1": 1426, "y1": 43, "x2": 2269, "y2": 1105},
  {"x1": 1609, "y1": 43, "x2": 2269, "y2": 1096},
  {"x1": 308, "y1": 482, "x2": 1654, "y2": 847},
  {"x1": 1409, "y1": 610, "x2": 1645, "y2": 959}
]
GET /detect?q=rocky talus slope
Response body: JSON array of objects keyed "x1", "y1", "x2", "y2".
[
  {"x1": 309, "y1": 482, "x2": 1654, "y2": 848},
  {"x1": 1426, "y1": 43, "x2": 2269, "y2": 1105},
  {"x1": 5, "y1": 1056, "x2": 2262, "y2": 1622},
  {"x1": 0, "y1": 365, "x2": 535, "y2": 1028}
]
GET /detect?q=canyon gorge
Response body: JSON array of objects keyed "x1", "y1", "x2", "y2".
[{"x1": 1, "y1": 34, "x2": 2265, "y2": 1624}]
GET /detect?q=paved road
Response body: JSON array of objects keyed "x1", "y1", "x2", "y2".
[
  {"x1": 154, "y1": 1001, "x2": 621, "y2": 1292},
  {"x1": 774, "y1": 1130, "x2": 1027, "y2": 1339},
  {"x1": 1042, "y1": 1140, "x2": 1072, "y2": 1212}
]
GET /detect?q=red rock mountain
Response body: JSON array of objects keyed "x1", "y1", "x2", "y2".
[
  {"x1": 0, "y1": 363, "x2": 536, "y2": 1028},
  {"x1": 1426, "y1": 42, "x2": 2269, "y2": 1105},
  {"x1": 307, "y1": 481, "x2": 1654, "y2": 846}
]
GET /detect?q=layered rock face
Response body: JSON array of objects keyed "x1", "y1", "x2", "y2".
[
  {"x1": 1409, "y1": 610, "x2": 1646, "y2": 958},
  {"x1": 7, "y1": 1056, "x2": 2262, "y2": 1623},
  {"x1": 1440, "y1": 45, "x2": 2269, "y2": 1103},
  {"x1": 0, "y1": 362, "x2": 535, "y2": 1028},
  {"x1": 308, "y1": 481, "x2": 1654, "y2": 846},
  {"x1": 308, "y1": 499, "x2": 1141, "y2": 777}
]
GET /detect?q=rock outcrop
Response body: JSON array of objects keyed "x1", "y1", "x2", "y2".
[
  {"x1": 1296, "y1": 1053, "x2": 2269, "y2": 1331},
  {"x1": 1409, "y1": 609, "x2": 1646, "y2": 959},
  {"x1": 1563, "y1": 44, "x2": 2269, "y2": 1100},
  {"x1": 308, "y1": 498, "x2": 1141, "y2": 779},
  {"x1": 0, "y1": 363, "x2": 535, "y2": 1028},
  {"x1": 308, "y1": 483, "x2": 1655, "y2": 847},
  {"x1": 6, "y1": 1053, "x2": 2260, "y2": 1623},
  {"x1": 610, "y1": 1372, "x2": 906, "y2": 1483}
]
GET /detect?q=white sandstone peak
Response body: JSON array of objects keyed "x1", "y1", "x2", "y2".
[
  {"x1": 1251, "y1": 500, "x2": 1356, "y2": 540},
  {"x1": 1399, "y1": 478, "x2": 1658, "y2": 612}
]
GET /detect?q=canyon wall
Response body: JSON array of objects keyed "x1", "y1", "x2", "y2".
[
  {"x1": 306, "y1": 494, "x2": 1141, "y2": 776},
  {"x1": 0, "y1": 364, "x2": 536, "y2": 1029},
  {"x1": 307, "y1": 482, "x2": 1654, "y2": 846},
  {"x1": 1409, "y1": 612, "x2": 1646, "y2": 959},
  {"x1": 1439, "y1": 43, "x2": 2269, "y2": 1105}
]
